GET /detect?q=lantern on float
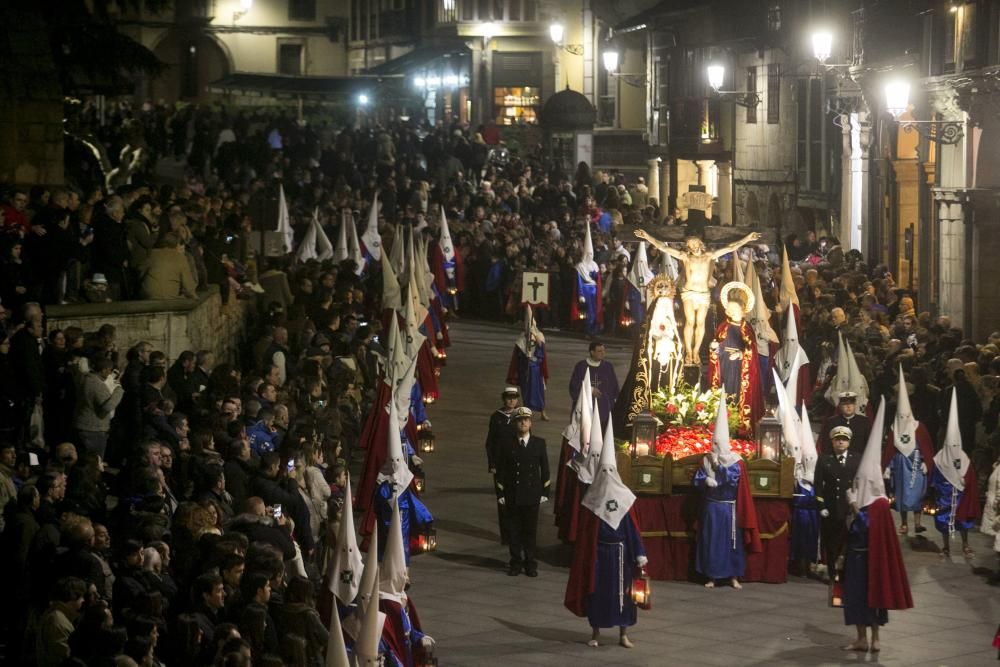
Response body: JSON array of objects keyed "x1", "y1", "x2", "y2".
[{"x1": 630, "y1": 412, "x2": 659, "y2": 459}]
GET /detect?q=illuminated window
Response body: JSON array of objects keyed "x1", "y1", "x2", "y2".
[{"x1": 493, "y1": 86, "x2": 540, "y2": 125}]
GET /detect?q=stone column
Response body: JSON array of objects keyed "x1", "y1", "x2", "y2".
[
  {"x1": 659, "y1": 159, "x2": 671, "y2": 220},
  {"x1": 695, "y1": 160, "x2": 713, "y2": 187},
  {"x1": 935, "y1": 188, "x2": 968, "y2": 331},
  {"x1": 646, "y1": 158, "x2": 661, "y2": 213},
  {"x1": 839, "y1": 113, "x2": 854, "y2": 248},
  {"x1": 857, "y1": 113, "x2": 872, "y2": 253},
  {"x1": 717, "y1": 161, "x2": 732, "y2": 225}
]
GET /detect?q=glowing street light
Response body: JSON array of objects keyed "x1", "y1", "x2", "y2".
[
  {"x1": 549, "y1": 23, "x2": 565, "y2": 45},
  {"x1": 884, "y1": 80, "x2": 910, "y2": 118},
  {"x1": 811, "y1": 29, "x2": 833, "y2": 64},
  {"x1": 603, "y1": 49, "x2": 619, "y2": 73},
  {"x1": 357, "y1": 93, "x2": 370, "y2": 106},
  {"x1": 707, "y1": 64, "x2": 725, "y2": 92},
  {"x1": 481, "y1": 21, "x2": 499, "y2": 41}
]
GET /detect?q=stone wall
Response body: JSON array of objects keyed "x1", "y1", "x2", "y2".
[
  {"x1": 47, "y1": 287, "x2": 256, "y2": 365},
  {"x1": 0, "y1": 6, "x2": 65, "y2": 185}
]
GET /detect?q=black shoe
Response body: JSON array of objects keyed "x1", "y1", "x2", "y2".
[
  {"x1": 507, "y1": 566, "x2": 520, "y2": 576},
  {"x1": 525, "y1": 568, "x2": 538, "y2": 577}
]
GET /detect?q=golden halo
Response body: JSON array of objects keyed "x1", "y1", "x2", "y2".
[{"x1": 720, "y1": 281, "x2": 755, "y2": 313}]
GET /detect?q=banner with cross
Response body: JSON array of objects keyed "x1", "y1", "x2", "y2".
[{"x1": 521, "y1": 271, "x2": 550, "y2": 308}]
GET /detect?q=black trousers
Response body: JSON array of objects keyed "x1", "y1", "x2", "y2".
[
  {"x1": 506, "y1": 502, "x2": 540, "y2": 569},
  {"x1": 821, "y1": 516, "x2": 847, "y2": 570}
]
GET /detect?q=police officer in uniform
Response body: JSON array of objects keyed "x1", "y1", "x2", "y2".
[
  {"x1": 817, "y1": 391, "x2": 870, "y2": 454},
  {"x1": 815, "y1": 425, "x2": 861, "y2": 578},
  {"x1": 495, "y1": 407, "x2": 550, "y2": 577},
  {"x1": 486, "y1": 386, "x2": 520, "y2": 544}
]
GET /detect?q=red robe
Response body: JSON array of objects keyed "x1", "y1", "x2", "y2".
[
  {"x1": 881, "y1": 423, "x2": 936, "y2": 476},
  {"x1": 504, "y1": 345, "x2": 549, "y2": 387},
  {"x1": 431, "y1": 244, "x2": 465, "y2": 300},
  {"x1": 564, "y1": 506, "x2": 642, "y2": 617},
  {"x1": 378, "y1": 597, "x2": 425, "y2": 667},
  {"x1": 735, "y1": 459, "x2": 763, "y2": 553},
  {"x1": 955, "y1": 467, "x2": 982, "y2": 524},
  {"x1": 865, "y1": 497, "x2": 914, "y2": 610},
  {"x1": 709, "y1": 319, "x2": 764, "y2": 434},
  {"x1": 356, "y1": 395, "x2": 419, "y2": 513},
  {"x1": 416, "y1": 342, "x2": 440, "y2": 402}
]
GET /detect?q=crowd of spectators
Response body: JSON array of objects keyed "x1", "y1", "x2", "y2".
[{"x1": 1, "y1": 98, "x2": 999, "y2": 665}]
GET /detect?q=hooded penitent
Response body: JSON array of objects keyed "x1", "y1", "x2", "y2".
[
  {"x1": 361, "y1": 192, "x2": 382, "y2": 262},
  {"x1": 934, "y1": 388, "x2": 970, "y2": 492},
  {"x1": 847, "y1": 398, "x2": 887, "y2": 510},
  {"x1": 773, "y1": 369, "x2": 802, "y2": 462},
  {"x1": 576, "y1": 222, "x2": 598, "y2": 282},
  {"x1": 328, "y1": 471, "x2": 364, "y2": 605},
  {"x1": 379, "y1": 496, "x2": 408, "y2": 604},
  {"x1": 563, "y1": 368, "x2": 593, "y2": 454},
  {"x1": 354, "y1": 550, "x2": 386, "y2": 666},
  {"x1": 334, "y1": 209, "x2": 350, "y2": 263},
  {"x1": 744, "y1": 254, "x2": 779, "y2": 356},
  {"x1": 381, "y1": 249, "x2": 402, "y2": 313},
  {"x1": 575, "y1": 398, "x2": 604, "y2": 485},
  {"x1": 345, "y1": 209, "x2": 365, "y2": 276},
  {"x1": 826, "y1": 332, "x2": 869, "y2": 410},
  {"x1": 775, "y1": 300, "x2": 808, "y2": 382},
  {"x1": 344, "y1": 527, "x2": 378, "y2": 641},
  {"x1": 893, "y1": 364, "x2": 918, "y2": 458},
  {"x1": 778, "y1": 244, "x2": 799, "y2": 314},
  {"x1": 581, "y1": 417, "x2": 636, "y2": 530},
  {"x1": 703, "y1": 388, "x2": 741, "y2": 486},
  {"x1": 276, "y1": 184, "x2": 293, "y2": 252},
  {"x1": 516, "y1": 304, "x2": 544, "y2": 354},
  {"x1": 797, "y1": 401, "x2": 818, "y2": 484},
  {"x1": 325, "y1": 582, "x2": 351, "y2": 667},
  {"x1": 627, "y1": 241, "x2": 655, "y2": 296},
  {"x1": 377, "y1": 398, "x2": 414, "y2": 493},
  {"x1": 390, "y1": 224, "x2": 406, "y2": 278}
]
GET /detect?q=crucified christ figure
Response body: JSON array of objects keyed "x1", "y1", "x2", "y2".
[{"x1": 635, "y1": 229, "x2": 761, "y2": 365}]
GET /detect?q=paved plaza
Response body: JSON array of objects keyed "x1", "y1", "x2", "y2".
[{"x1": 410, "y1": 320, "x2": 998, "y2": 666}]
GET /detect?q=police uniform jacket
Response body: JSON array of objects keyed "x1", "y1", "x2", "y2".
[
  {"x1": 495, "y1": 434, "x2": 550, "y2": 506},
  {"x1": 815, "y1": 450, "x2": 861, "y2": 521},
  {"x1": 485, "y1": 408, "x2": 516, "y2": 471},
  {"x1": 818, "y1": 413, "x2": 870, "y2": 454}
]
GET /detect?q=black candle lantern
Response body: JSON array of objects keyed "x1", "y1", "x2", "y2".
[
  {"x1": 415, "y1": 526, "x2": 437, "y2": 553},
  {"x1": 631, "y1": 568, "x2": 652, "y2": 609},
  {"x1": 418, "y1": 431, "x2": 436, "y2": 454},
  {"x1": 755, "y1": 414, "x2": 782, "y2": 462},
  {"x1": 413, "y1": 468, "x2": 426, "y2": 494},
  {"x1": 630, "y1": 412, "x2": 660, "y2": 459}
]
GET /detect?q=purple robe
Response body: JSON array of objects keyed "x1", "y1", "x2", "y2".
[{"x1": 569, "y1": 360, "x2": 619, "y2": 426}]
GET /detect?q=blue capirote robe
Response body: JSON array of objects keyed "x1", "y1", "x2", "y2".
[
  {"x1": 790, "y1": 480, "x2": 820, "y2": 563},
  {"x1": 516, "y1": 343, "x2": 546, "y2": 411},
  {"x1": 929, "y1": 468, "x2": 975, "y2": 534},
  {"x1": 887, "y1": 449, "x2": 927, "y2": 513},
  {"x1": 843, "y1": 508, "x2": 889, "y2": 627},
  {"x1": 375, "y1": 483, "x2": 434, "y2": 565},
  {"x1": 693, "y1": 461, "x2": 745, "y2": 579},
  {"x1": 587, "y1": 515, "x2": 646, "y2": 629}
]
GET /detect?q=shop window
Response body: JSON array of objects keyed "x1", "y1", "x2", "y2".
[
  {"x1": 494, "y1": 86, "x2": 540, "y2": 125},
  {"x1": 288, "y1": 0, "x2": 316, "y2": 21},
  {"x1": 278, "y1": 43, "x2": 303, "y2": 76}
]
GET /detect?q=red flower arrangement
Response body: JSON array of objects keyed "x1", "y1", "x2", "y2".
[{"x1": 654, "y1": 425, "x2": 757, "y2": 460}]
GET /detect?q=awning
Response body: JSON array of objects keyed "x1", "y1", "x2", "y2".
[
  {"x1": 208, "y1": 73, "x2": 395, "y2": 99},
  {"x1": 367, "y1": 42, "x2": 470, "y2": 76}
]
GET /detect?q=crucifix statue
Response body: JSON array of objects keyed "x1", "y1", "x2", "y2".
[{"x1": 635, "y1": 229, "x2": 761, "y2": 366}]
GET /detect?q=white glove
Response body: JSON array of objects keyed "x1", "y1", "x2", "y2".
[
  {"x1": 705, "y1": 477, "x2": 718, "y2": 488},
  {"x1": 883, "y1": 467, "x2": 892, "y2": 480},
  {"x1": 422, "y1": 420, "x2": 432, "y2": 429},
  {"x1": 412, "y1": 455, "x2": 424, "y2": 467},
  {"x1": 921, "y1": 463, "x2": 927, "y2": 474},
  {"x1": 498, "y1": 498, "x2": 506, "y2": 506},
  {"x1": 636, "y1": 556, "x2": 649, "y2": 567},
  {"x1": 820, "y1": 509, "x2": 830, "y2": 518},
  {"x1": 421, "y1": 636, "x2": 435, "y2": 649},
  {"x1": 540, "y1": 497, "x2": 549, "y2": 504}
]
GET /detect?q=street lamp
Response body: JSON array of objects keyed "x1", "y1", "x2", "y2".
[
  {"x1": 884, "y1": 80, "x2": 910, "y2": 119},
  {"x1": 603, "y1": 49, "x2": 619, "y2": 73},
  {"x1": 811, "y1": 29, "x2": 833, "y2": 64},
  {"x1": 481, "y1": 21, "x2": 499, "y2": 47},
  {"x1": 234, "y1": 0, "x2": 252, "y2": 21},
  {"x1": 707, "y1": 64, "x2": 725, "y2": 92},
  {"x1": 357, "y1": 93, "x2": 370, "y2": 106},
  {"x1": 549, "y1": 23, "x2": 565, "y2": 45}
]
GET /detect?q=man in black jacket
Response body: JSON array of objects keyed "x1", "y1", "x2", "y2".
[
  {"x1": 495, "y1": 407, "x2": 550, "y2": 577},
  {"x1": 815, "y1": 426, "x2": 861, "y2": 577},
  {"x1": 485, "y1": 386, "x2": 520, "y2": 545}
]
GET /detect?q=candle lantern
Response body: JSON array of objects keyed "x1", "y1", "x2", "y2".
[
  {"x1": 422, "y1": 392, "x2": 437, "y2": 405},
  {"x1": 414, "y1": 469, "x2": 426, "y2": 494},
  {"x1": 619, "y1": 315, "x2": 633, "y2": 328},
  {"x1": 415, "y1": 526, "x2": 438, "y2": 553},
  {"x1": 418, "y1": 431, "x2": 436, "y2": 454},
  {"x1": 921, "y1": 497, "x2": 939, "y2": 516},
  {"x1": 631, "y1": 568, "x2": 652, "y2": 610},
  {"x1": 416, "y1": 645, "x2": 439, "y2": 667},
  {"x1": 755, "y1": 415, "x2": 782, "y2": 462},
  {"x1": 630, "y1": 412, "x2": 660, "y2": 459}
]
